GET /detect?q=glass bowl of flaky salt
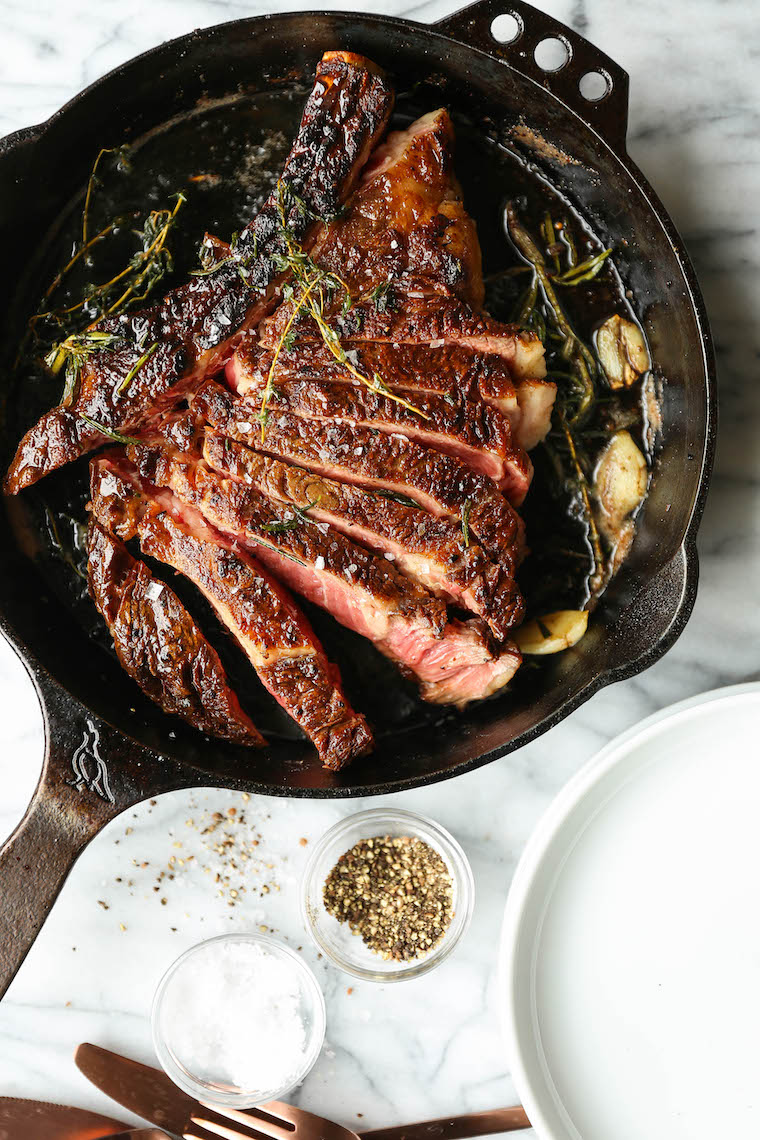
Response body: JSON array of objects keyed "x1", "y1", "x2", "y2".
[{"x1": 151, "y1": 933, "x2": 326, "y2": 1107}]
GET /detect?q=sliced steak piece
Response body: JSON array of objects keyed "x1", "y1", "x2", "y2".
[
  {"x1": 128, "y1": 441, "x2": 520, "y2": 706},
  {"x1": 203, "y1": 430, "x2": 524, "y2": 639},
  {"x1": 229, "y1": 338, "x2": 555, "y2": 452},
  {"x1": 87, "y1": 520, "x2": 264, "y2": 747},
  {"x1": 5, "y1": 51, "x2": 394, "y2": 495},
  {"x1": 258, "y1": 289, "x2": 547, "y2": 379},
  {"x1": 225, "y1": 367, "x2": 531, "y2": 497},
  {"x1": 193, "y1": 380, "x2": 524, "y2": 571},
  {"x1": 255, "y1": 106, "x2": 547, "y2": 380},
  {"x1": 308, "y1": 108, "x2": 485, "y2": 310},
  {"x1": 90, "y1": 454, "x2": 372, "y2": 769}
]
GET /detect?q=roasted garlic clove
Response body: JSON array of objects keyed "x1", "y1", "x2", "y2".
[
  {"x1": 596, "y1": 315, "x2": 650, "y2": 388},
  {"x1": 594, "y1": 429, "x2": 648, "y2": 530},
  {"x1": 516, "y1": 610, "x2": 589, "y2": 655}
]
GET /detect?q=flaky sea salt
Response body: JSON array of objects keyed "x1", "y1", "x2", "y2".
[{"x1": 160, "y1": 940, "x2": 309, "y2": 1095}]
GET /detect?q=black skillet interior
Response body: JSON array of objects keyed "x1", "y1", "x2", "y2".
[{"x1": 0, "y1": 2, "x2": 715, "y2": 796}]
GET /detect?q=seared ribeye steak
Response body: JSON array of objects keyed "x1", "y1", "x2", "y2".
[
  {"x1": 90, "y1": 455, "x2": 372, "y2": 768},
  {"x1": 253, "y1": 107, "x2": 551, "y2": 389},
  {"x1": 224, "y1": 363, "x2": 531, "y2": 501},
  {"x1": 127, "y1": 437, "x2": 521, "y2": 707},
  {"x1": 193, "y1": 380, "x2": 525, "y2": 574},
  {"x1": 5, "y1": 51, "x2": 393, "y2": 494},
  {"x1": 87, "y1": 520, "x2": 264, "y2": 746},
  {"x1": 202, "y1": 430, "x2": 524, "y2": 639},
  {"x1": 229, "y1": 339, "x2": 554, "y2": 453}
]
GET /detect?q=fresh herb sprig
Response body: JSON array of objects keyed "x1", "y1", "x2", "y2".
[
  {"x1": 45, "y1": 331, "x2": 125, "y2": 406},
  {"x1": 262, "y1": 502, "x2": 316, "y2": 534},
  {"x1": 259, "y1": 180, "x2": 427, "y2": 437},
  {"x1": 21, "y1": 145, "x2": 186, "y2": 394},
  {"x1": 506, "y1": 204, "x2": 611, "y2": 593}
]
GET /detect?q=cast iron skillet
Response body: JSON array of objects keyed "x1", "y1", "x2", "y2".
[{"x1": 0, "y1": 0, "x2": 715, "y2": 997}]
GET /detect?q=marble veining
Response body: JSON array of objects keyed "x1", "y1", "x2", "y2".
[{"x1": 0, "y1": 0, "x2": 757, "y2": 1133}]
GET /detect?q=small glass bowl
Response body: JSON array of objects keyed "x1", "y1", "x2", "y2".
[
  {"x1": 301, "y1": 807, "x2": 474, "y2": 982},
  {"x1": 151, "y1": 932, "x2": 326, "y2": 1108}
]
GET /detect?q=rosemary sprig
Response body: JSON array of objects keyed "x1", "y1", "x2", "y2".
[
  {"x1": 507, "y1": 203, "x2": 598, "y2": 427},
  {"x1": 116, "y1": 341, "x2": 159, "y2": 395},
  {"x1": 371, "y1": 488, "x2": 420, "y2": 509},
  {"x1": 552, "y1": 248, "x2": 611, "y2": 286},
  {"x1": 80, "y1": 415, "x2": 141, "y2": 445},
  {"x1": 247, "y1": 533, "x2": 306, "y2": 565},
  {"x1": 461, "y1": 497, "x2": 472, "y2": 548}
]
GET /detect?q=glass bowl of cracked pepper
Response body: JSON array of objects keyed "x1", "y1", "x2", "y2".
[{"x1": 301, "y1": 807, "x2": 474, "y2": 981}]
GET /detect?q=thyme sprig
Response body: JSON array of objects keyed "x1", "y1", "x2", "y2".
[
  {"x1": 259, "y1": 180, "x2": 427, "y2": 436},
  {"x1": 45, "y1": 331, "x2": 125, "y2": 406},
  {"x1": 557, "y1": 411, "x2": 604, "y2": 593},
  {"x1": 22, "y1": 150, "x2": 186, "y2": 391}
]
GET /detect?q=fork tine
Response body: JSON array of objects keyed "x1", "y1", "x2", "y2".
[
  {"x1": 188, "y1": 1116, "x2": 259, "y2": 1140},
  {"x1": 199, "y1": 1101, "x2": 297, "y2": 1137}
]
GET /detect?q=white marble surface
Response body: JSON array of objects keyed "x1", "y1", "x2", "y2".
[{"x1": 0, "y1": 0, "x2": 758, "y2": 1132}]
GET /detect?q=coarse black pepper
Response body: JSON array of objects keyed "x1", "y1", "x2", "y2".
[{"x1": 323, "y1": 834, "x2": 453, "y2": 961}]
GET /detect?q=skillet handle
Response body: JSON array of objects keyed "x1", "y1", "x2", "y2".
[
  {"x1": 0, "y1": 776, "x2": 121, "y2": 1000},
  {"x1": 0, "y1": 671, "x2": 165, "y2": 1000},
  {"x1": 432, "y1": 0, "x2": 630, "y2": 154}
]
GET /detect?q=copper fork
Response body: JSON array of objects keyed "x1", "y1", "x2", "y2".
[{"x1": 183, "y1": 1101, "x2": 531, "y2": 1140}]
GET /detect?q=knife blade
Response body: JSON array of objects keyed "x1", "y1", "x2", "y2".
[
  {"x1": 75, "y1": 1045, "x2": 194, "y2": 1137},
  {"x1": 0, "y1": 1096, "x2": 131, "y2": 1139}
]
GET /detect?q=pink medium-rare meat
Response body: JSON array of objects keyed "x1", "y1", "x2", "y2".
[
  {"x1": 89, "y1": 454, "x2": 372, "y2": 768},
  {"x1": 202, "y1": 430, "x2": 524, "y2": 639},
  {"x1": 193, "y1": 380, "x2": 524, "y2": 573},
  {"x1": 126, "y1": 439, "x2": 521, "y2": 706},
  {"x1": 87, "y1": 520, "x2": 264, "y2": 746},
  {"x1": 5, "y1": 52, "x2": 394, "y2": 495},
  {"x1": 229, "y1": 338, "x2": 555, "y2": 452}
]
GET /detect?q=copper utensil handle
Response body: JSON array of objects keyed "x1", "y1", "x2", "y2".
[{"x1": 359, "y1": 1106, "x2": 531, "y2": 1139}]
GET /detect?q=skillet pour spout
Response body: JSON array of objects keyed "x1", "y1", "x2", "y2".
[{"x1": 0, "y1": 0, "x2": 715, "y2": 999}]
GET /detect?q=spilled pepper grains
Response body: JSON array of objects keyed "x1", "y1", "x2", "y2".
[{"x1": 323, "y1": 835, "x2": 453, "y2": 961}]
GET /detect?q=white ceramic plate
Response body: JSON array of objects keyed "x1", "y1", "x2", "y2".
[{"x1": 500, "y1": 683, "x2": 760, "y2": 1140}]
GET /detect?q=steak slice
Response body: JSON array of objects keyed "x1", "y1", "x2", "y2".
[
  {"x1": 225, "y1": 364, "x2": 532, "y2": 500},
  {"x1": 203, "y1": 430, "x2": 524, "y2": 639},
  {"x1": 5, "y1": 51, "x2": 394, "y2": 495},
  {"x1": 90, "y1": 455, "x2": 372, "y2": 768},
  {"x1": 87, "y1": 520, "x2": 264, "y2": 746},
  {"x1": 127, "y1": 440, "x2": 520, "y2": 706},
  {"x1": 229, "y1": 339, "x2": 555, "y2": 452},
  {"x1": 193, "y1": 380, "x2": 524, "y2": 573},
  {"x1": 254, "y1": 107, "x2": 548, "y2": 378}
]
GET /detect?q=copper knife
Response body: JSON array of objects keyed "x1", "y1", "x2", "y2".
[
  {"x1": 0, "y1": 1096, "x2": 132, "y2": 1139},
  {"x1": 75, "y1": 1043, "x2": 531, "y2": 1137}
]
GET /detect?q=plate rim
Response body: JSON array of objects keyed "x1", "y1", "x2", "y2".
[{"x1": 498, "y1": 681, "x2": 760, "y2": 1140}]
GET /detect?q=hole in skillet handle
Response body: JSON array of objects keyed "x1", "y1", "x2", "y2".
[
  {"x1": 432, "y1": 0, "x2": 631, "y2": 155},
  {"x1": 534, "y1": 36, "x2": 571, "y2": 73},
  {"x1": 579, "y1": 69, "x2": 613, "y2": 102},
  {"x1": 490, "y1": 12, "x2": 522, "y2": 43}
]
